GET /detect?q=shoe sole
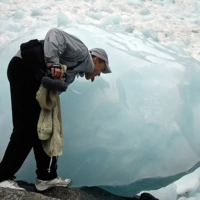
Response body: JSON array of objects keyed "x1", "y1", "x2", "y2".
[
  {"x1": 35, "y1": 180, "x2": 72, "y2": 192},
  {"x1": 0, "y1": 186, "x2": 25, "y2": 191}
]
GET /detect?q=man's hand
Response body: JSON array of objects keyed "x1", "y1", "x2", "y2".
[
  {"x1": 46, "y1": 63, "x2": 64, "y2": 79},
  {"x1": 51, "y1": 67, "x2": 64, "y2": 79}
]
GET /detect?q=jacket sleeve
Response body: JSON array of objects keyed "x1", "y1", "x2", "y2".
[
  {"x1": 44, "y1": 28, "x2": 67, "y2": 64},
  {"x1": 44, "y1": 28, "x2": 88, "y2": 65}
]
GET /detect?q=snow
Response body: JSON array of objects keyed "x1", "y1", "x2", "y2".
[{"x1": 1, "y1": 0, "x2": 200, "y2": 199}]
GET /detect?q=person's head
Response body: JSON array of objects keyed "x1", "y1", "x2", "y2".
[{"x1": 85, "y1": 48, "x2": 111, "y2": 82}]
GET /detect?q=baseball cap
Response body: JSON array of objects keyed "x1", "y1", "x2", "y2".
[{"x1": 89, "y1": 48, "x2": 111, "y2": 73}]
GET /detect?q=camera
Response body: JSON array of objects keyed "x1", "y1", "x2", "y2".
[{"x1": 45, "y1": 64, "x2": 66, "y2": 81}]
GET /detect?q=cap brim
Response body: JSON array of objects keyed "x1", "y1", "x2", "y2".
[
  {"x1": 103, "y1": 62, "x2": 112, "y2": 74},
  {"x1": 90, "y1": 49, "x2": 111, "y2": 74}
]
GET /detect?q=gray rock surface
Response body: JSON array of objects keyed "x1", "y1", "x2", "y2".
[
  {"x1": 0, "y1": 188, "x2": 58, "y2": 200},
  {"x1": 0, "y1": 181, "x2": 128, "y2": 200}
]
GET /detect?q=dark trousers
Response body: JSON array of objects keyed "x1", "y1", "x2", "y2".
[{"x1": 0, "y1": 57, "x2": 58, "y2": 182}]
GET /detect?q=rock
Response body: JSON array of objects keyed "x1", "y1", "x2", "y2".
[
  {"x1": 0, "y1": 188, "x2": 59, "y2": 200},
  {"x1": 0, "y1": 181, "x2": 158, "y2": 200},
  {"x1": 191, "y1": 30, "x2": 198, "y2": 33},
  {"x1": 0, "y1": 181, "x2": 126, "y2": 200}
]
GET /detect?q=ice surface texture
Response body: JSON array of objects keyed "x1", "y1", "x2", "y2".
[
  {"x1": 1, "y1": 0, "x2": 200, "y2": 199},
  {"x1": 1, "y1": 25, "x2": 200, "y2": 198}
]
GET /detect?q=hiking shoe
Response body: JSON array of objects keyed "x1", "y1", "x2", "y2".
[
  {"x1": 0, "y1": 180, "x2": 25, "y2": 190},
  {"x1": 35, "y1": 177, "x2": 72, "y2": 191}
]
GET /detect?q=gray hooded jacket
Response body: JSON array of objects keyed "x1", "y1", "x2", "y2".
[{"x1": 15, "y1": 28, "x2": 94, "y2": 86}]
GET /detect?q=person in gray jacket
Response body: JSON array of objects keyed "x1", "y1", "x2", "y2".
[{"x1": 0, "y1": 28, "x2": 111, "y2": 191}]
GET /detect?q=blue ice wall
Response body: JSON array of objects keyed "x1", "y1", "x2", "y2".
[{"x1": 1, "y1": 25, "x2": 200, "y2": 197}]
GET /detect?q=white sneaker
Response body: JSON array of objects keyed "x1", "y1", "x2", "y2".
[
  {"x1": 0, "y1": 180, "x2": 25, "y2": 190},
  {"x1": 35, "y1": 177, "x2": 72, "y2": 191}
]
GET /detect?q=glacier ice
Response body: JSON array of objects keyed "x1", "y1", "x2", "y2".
[
  {"x1": 13, "y1": 10, "x2": 24, "y2": 20},
  {"x1": 142, "y1": 29, "x2": 159, "y2": 42},
  {"x1": 140, "y1": 8, "x2": 150, "y2": 15},
  {"x1": 127, "y1": 0, "x2": 143, "y2": 6},
  {"x1": 57, "y1": 12, "x2": 70, "y2": 27},
  {"x1": 31, "y1": 8, "x2": 43, "y2": 16},
  {"x1": 1, "y1": 24, "x2": 200, "y2": 197}
]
